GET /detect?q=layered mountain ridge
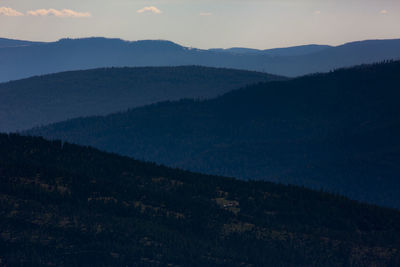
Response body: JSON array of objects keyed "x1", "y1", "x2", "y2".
[
  {"x1": 27, "y1": 61, "x2": 400, "y2": 209},
  {"x1": 0, "y1": 66, "x2": 283, "y2": 132}
]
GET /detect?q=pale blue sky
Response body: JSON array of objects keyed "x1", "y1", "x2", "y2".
[{"x1": 1, "y1": 0, "x2": 399, "y2": 49}]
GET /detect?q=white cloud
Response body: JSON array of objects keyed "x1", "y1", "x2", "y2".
[
  {"x1": 200, "y1": 12, "x2": 212, "y2": 16},
  {"x1": 314, "y1": 10, "x2": 321, "y2": 15},
  {"x1": 0, "y1": 7, "x2": 24, "y2": 17},
  {"x1": 27, "y1": 9, "x2": 91, "y2": 18},
  {"x1": 380, "y1": 9, "x2": 388, "y2": 14},
  {"x1": 137, "y1": 6, "x2": 162, "y2": 14}
]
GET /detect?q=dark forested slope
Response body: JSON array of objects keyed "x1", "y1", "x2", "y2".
[
  {"x1": 0, "y1": 66, "x2": 282, "y2": 132},
  {"x1": 1, "y1": 133, "x2": 400, "y2": 266},
  {"x1": 28, "y1": 61, "x2": 400, "y2": 209}
]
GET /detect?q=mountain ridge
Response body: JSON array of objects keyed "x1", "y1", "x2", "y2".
[{"x1": 0, "y1": 37, "x2": 44, "y2": 48}]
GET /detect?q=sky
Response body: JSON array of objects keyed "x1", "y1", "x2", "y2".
[{"x1": 1, "y1": 0, "x2": 400, "y2": 49}]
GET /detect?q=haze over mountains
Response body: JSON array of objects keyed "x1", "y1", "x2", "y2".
[
  {"x1": 2, "y1": 0, "x2": 400, "y2": 263},
  {"x1": 28, "y1": 61, "x2": 400, "y2": 209},
  {"x1": 0, "y1": 37, "x2": 400, "y2": 82},
  {"x1": 2, "y1": 133, "x2": 400, "y2": 266},
  {"x1": 0, "y1": 66, "x2": 282, "y2": 132}
]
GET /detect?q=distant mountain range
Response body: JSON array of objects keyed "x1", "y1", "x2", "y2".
[
  {"x1": 0, "y1": 37, "x2": 43, "y2": 48},
  {"x1": 2, "y1": 133, "x2": 400, "y2": 266},
  {"x1": 0, "y1": 66, "x2": 282, "y2": 132},
  {"x1": 0, "y1": 37, "x2": 400, "y2": 81},
  {"x1": 209, "y1": 44, "x2": 332, "y2": 56},
  {"x1": 27, "y1": 61, "x2": 400, "y2": 209}
]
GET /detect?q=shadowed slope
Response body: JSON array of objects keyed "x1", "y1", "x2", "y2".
[{"x1": 1, "y1": 133, "x2": 400, "y2": 266}]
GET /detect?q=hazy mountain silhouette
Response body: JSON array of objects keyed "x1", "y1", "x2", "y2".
[
  {"x1": 0, "y1": 37, "x2": 43, "y2": 48},
  {"x1": 2, "y1": 133, "x2": 400, "y2": 266},
  {"x1": 210, "y1": 44, "x2": 332, "y2": 56},
  {"x1": 0, "y1": 37, "x2": 400, "y2": 81},
  {"x1": 28, "y1": 61, "x2": 400, "y2": 209},
  {"x1": 0, "y1": 66, "x2": 282, "y2": 132}
]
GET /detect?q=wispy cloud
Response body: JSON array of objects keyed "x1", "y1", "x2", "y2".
[
  {"x1": 27, "y1": 9, "x2": 91, "y2": 18},
  {"x1": 137, "y1": 6, "x2": 162, "y2": 14},
  {"x1": 0, "y1": 7, "x2": 24, "y2": 17},
  {"x1": 380, "y1": 9, "x2": 388, "y2": 14},
  {"x1": 200, "y1": 12, "x2": 212, "y2": 16}
]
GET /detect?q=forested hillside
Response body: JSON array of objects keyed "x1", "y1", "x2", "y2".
[
  {"x1": 28, "y1": 61, "x2": 400, "y2": 209},
  {"x1": 0, "y1": 66, "x2": 282, "y2": 132},
  {"x1": 1, "y1": 133, "x2": 400, "y2": 266}
]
